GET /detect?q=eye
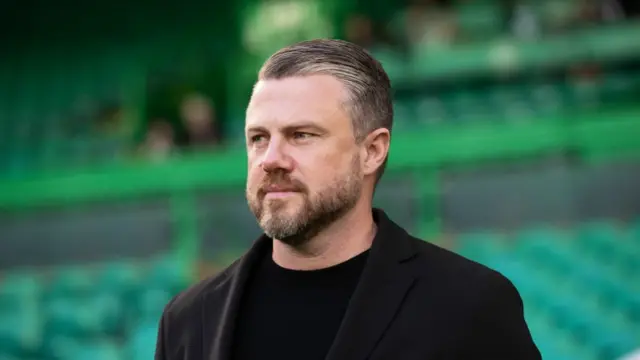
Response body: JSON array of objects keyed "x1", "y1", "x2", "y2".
[
  {"x1": 293, "y1": 132, "x2": 314, "y2": 140},
  {"x1": 249, "y1": 134, "x2": 266, "y2": 144}
]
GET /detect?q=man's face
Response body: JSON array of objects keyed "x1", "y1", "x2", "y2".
[{"x1": 245, "y1": 75, "x2": 364, "y2": 246}]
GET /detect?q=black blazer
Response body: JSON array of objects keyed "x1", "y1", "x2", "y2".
[{"x1": 155, "y1": 209, "x2": 541, "y2": 360}]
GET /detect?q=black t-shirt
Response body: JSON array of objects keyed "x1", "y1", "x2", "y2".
[{"x1": 231, "y1": 245, "x2": 370, "y2": 360}]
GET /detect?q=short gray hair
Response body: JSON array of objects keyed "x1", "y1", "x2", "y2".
[{"x1": 257, "y1": 39, "x2": 394, "y2": 182}]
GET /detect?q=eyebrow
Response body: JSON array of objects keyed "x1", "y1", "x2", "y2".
[{"x1": 246, "y1": 122, "x2": 328, "y2": 134}]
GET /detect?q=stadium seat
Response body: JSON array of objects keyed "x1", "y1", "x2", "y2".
[
  {"x1": 0, "y1": 308, "x2": 41, "y2": 357},
  {"x1": 515, "y1": 227, "x2": 577, "y2": 275},
  {"x1": 43, "y1": 295, "x2": 120, "y2": 338},
  {"x1": 44, "y1": 335, "x2": 122, "y2": 360},
  {"x1": 630, "y1": 219, "x2": 640, "y2": 245},
  {"x1": 0, "y1": 273, "x2": 40, "y2": 313},
  {"x1": 575, "y1": 221, "x2": 620, "y2": 260},
  {"x1": 455, "y1": 231, "x2": 506, "y2": 263},
  {"x1": 135, "y1": 288, "x2": 173, "y2": 323},
  {"x1": 96, "y1": 260, "x2": 141, "y2": 297},
  {"x1": 65, "y1": 340, "x2": 122, "y2": 360},
  {"x1": 126, "y1": 321, "x2": 159, "y2": 360},
  {"x1": 0, "y1": 356, "x2": 21, "y2": 360},
  {"x1": 46, "y1": 266, "x2": 96, "y2": 300},
  {"x1": 145, "y1": 256, "x2": 191, "y2": 295}
]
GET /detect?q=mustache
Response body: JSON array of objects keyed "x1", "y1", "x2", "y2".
[{"x1": 258, "y1": 173, "x2": 307, "y2": 195}]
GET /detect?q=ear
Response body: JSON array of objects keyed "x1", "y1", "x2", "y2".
[{"x1": 361, "y1": 128, "x2": 391, "y2": 177}]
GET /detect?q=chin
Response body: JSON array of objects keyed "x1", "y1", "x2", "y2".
[
  {"x1": 265, "y1": 193, "x2": 301, "y2": 207},
  {"x1": 267, "y1": 199, "x2": 300, "y2": 216}
]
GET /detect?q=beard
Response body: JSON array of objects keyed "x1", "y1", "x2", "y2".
[{"x1": 246, "y1": 155, "x2": 363, "y2": 247}]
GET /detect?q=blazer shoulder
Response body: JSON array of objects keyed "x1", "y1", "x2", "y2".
[
  {"x1": 407, "y1": 237, "x2": 540, "y2": 358},
  {"x1": 162, "y1": 257, "x2": 243, "y2": 321}
]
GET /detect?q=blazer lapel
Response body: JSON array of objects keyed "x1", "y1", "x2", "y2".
[
  {"x1": 204, "y1": 235, "x2": 271, "y2": 360},
  {"x1": 325, "y1": 210, "x2": 419, "y2": 360}
]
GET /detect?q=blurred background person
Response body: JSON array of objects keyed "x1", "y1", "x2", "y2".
[
  {"x1": 140, "y1": 118, "x2": 176, "y2": 161},
  {"x1": 177, "y1": 92, "x2": 221, "y2": 150},
  {"x1": 401, "y1": 0, "x2": 458, "y2": 49}
]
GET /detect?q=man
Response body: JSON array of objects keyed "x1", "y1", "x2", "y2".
[
  {"x1": 154, "y1": 39, "x2": 541, "y2": 360},
  {"x1": 178, "y1": 93, "x2": 221, "y2": 149}
]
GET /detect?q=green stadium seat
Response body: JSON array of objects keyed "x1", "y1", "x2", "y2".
[
  {"x1": 44, "y1": 336, "x2": 122, "y2": 360},
  {"x1": 599, "y1": 280, "x2": 640, "y2": 322},
  {"x1": 515, "y1": 227, "x2": 576, "y2": 274},
  {"x1": 66, "y1": 340, "x2": 122, "y2": 360},
  {"x1": 146, "y1": 256, "x2": 191, "y2": 294},
  {"x1": 575, "y1": 221, "x2": 619, "y2": 255},
  {"x1": 0, "y1": 272, "x2": 40, "y2": 303},
  {"x1": 585, "y1": 318, "x2": 638, "y2": 360},
  {"x1": 487, "y1": 257, "x2": 550, "y2": 307},
  {"x1": 91, "y1": 294, "x2": 125, "y2": 335},
  {"x1": 631, "y1": 219, "x2": 640, "y2": 244},
  {"x1": 44, "y1": 295, "x2": 120, "y2": 338},
  {"x1": 43, "y1": 335, "x2": 79, "y2": 360},
  {"x1": 127, "y1": 321, "x2": 159, "y2": 360},
  {"x1": 0, "y1": 308, "x2": 41, "y2": 357},
  {"x1": 0, "y1": 356, "x2": 31, "y2": 360},
  {"x1": 135, "y1": 288, "x2": 172, "y2": 323},
  {"x1": 455, "y1": 231, "x2": 506, "y2": 263},
  {"x1": 554, "y1": 333, "x2": 598, "y2": 360},
  {"x1": 575, "y1": 221, "x2": 640, "y2": 281},
  {"x1": 97, "y1": 260, "x2": 141, "y2": 296},
  {"x1": 529, "y1": 321, "x2": 576, "y2": 360},
  {"x1": 47, "y1": 266, "x2": 96, "y2": 300}
]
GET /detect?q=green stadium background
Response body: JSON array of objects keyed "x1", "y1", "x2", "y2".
[{"x1": 0, "y1": 0, "x2": 639, "y2": 359}]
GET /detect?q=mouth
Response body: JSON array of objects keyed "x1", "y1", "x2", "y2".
[
  {"x1": 262, "y1": 183, "x2": 299, "y2": 194},
  {"x1": 264, "y1": 190, "x2": 299, "y2": 199}
]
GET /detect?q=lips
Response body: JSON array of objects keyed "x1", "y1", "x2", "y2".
[
  {"x1": 262, "y1": 184, "x2": 299, "y2": 193},
  {"x1": 259, "y1": 184, "x2": 302, "y2": 200}
]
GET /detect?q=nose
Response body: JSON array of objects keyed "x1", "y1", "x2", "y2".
[{"x1": 260, "y1": 138, "x2": 294, "y2": 173}]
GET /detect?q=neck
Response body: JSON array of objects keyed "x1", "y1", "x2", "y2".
[{"x1": 272, "y1": 200, "x2": 376, "y2": 270}]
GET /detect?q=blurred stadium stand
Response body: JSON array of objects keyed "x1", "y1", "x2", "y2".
[{"x1": 0, "y1": 0, "x2": 639, "y2": 359}]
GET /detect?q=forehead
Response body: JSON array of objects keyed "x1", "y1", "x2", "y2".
[{"x1": 246, "y1": 75, "x2": 349, "y2": 129}]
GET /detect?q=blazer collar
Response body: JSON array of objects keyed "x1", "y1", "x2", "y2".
[
  {"x1": 205, "y1": 234, "x2": 269, "y2": 360},
  {"x1": 325, "y1": 208, "x2": 419, "y2": 360},
  {"x1": 206, "y1": 208, "x2": 419, "y2": 360}
]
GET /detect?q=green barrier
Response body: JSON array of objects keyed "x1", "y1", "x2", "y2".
[
  {"x1": 1, "y1": 107, "x2": 639, "y2": 210},
  {"x1": 402, "y1": 21, "x2": 640, "y2": 83}
]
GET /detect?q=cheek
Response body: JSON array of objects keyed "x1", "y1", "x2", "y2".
[
  {"x1": 247, "y1": 152, "x2": 263, "y2": 172},
  {"x1": 246, "y1": 162, "x2": 262, "y2": 187},
  {"x1": 302, "y1": 151, "x2": 352, "y2": 185}
]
